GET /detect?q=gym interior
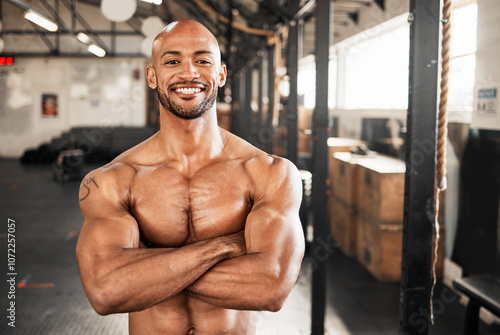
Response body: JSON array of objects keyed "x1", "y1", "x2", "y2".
[{"x1": 1, "y1": 0, "x2": 500, "y2": 334}]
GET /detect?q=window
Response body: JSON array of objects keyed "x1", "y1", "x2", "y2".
[
  {"x1": 342, "y1": 15, "x2": 410, "y2": 110},
  {"x1": 447, "y1": 1, "x2": 478, "y2": 121},
  {"x1": 297, "y1": 54, "x2": 337, "y2": 110}
]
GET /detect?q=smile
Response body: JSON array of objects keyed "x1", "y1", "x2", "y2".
[{"x1": 174, "y1": 87, "x2": 202, "y2": 94}]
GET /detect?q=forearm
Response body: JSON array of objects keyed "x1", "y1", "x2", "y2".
[
  {"x1": 79, "y1": 235, "x2": 243, "y2": 315},
  {"x1": 184, "y1": 252, "x2": 301, "y2": 312}
]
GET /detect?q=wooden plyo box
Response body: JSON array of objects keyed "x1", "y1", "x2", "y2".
[
  {"x1": 356, "y1": 214, "x2": 403, "y2": 281},
  {"x1": 356, "y1": 155, "x2": 406, "y2": 223},
  {"x1": 328, "y1": 196, "x2": 357, "y2": 255},
  {"x1": 331, "y1": 152, "x2": 362, "y2": 207},
  {"x1": 327, "y1": 137, "x2": 364, "y2": 186}
]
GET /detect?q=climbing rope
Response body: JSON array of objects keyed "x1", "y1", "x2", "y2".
[{"x1": 430, "y1": 0, "x2": 451, "y2": 324}]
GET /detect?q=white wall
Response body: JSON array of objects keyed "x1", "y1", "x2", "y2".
[
  {"x1": 331, "y1": 109, "x2": 406, "y2": 140},
  {"x1": 0, "y1": 57, "x2": 147, "y2": 158},
  {"x1": 471, "y1": 0, "x2": 500, "y2": 130}
]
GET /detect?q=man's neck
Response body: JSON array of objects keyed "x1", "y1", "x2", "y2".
[{"x1": 157, "y1": 107, "x2": 224, "y2": 166}]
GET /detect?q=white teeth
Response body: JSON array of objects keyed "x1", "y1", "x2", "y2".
[{"x1": 175, "y1": 87, "x2": 201, "y2": 94}]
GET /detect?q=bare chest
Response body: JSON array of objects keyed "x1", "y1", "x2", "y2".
[{"x1": 130, "y1": 162, "x2": 252, "y2": 247}]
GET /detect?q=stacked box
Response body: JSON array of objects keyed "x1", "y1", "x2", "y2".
[
  {"x1": 356, "y1": 214, "x2": 403, "y2": 281},
  {"x1": 328, "y1": 196, "x2": 357, "y2": 255},
  {"x1": 327, "y1": 138, "x2": 364, "y2": 185},
  {"x1": 355, "y1": 155, "x2": 406, "y2": 281},
  {"x1": 356, "y1": 156, "x2": 406, "y2": 223},
  {"x1": 328, "y1": 152, "x2": 363, "y2": 255}
]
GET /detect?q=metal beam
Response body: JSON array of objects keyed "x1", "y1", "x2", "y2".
[
  {"x1": 244, "y1": 67, "x2": 254, "y2": 144},
  {"x1": 399, "y1": 0, "x2": 440, "y2": 334},
  {"x1": 170, "y1": 0, "x2": 220, "y2": 37},
  {"x1": 293, "y1": 0, "x2": 317, "y2": 20},
  {"x1": 286, "y1": 0, "x2": 302, "y2": 164},
  {"x1": 10, "y1": 52, "x2": 146, "y2": 58},
  {"x1": 256, "y1": 0, "x2": 292, "y2": 23},
  {"x1": 311, "y1": 0, "x2": 332, "y2": 333},
  {"x1": 348, "y1": 11, "x2": 359, "y2": 25},
  {"x1": 27, "y1": 22, "x2": 55, "y2": 53},
  {"x1": 2, "y1": 30, "x2": 145, "y2": 36},
  {"x1": 231, "y1": 0, "x2": 278, "y2": 25},
  {"x1": 60, "y1": 0, "x2": 109, "y2": 52},
  {"x1": 374, "y1": 0, "x2": 385, "y2": 11},
  {"x1": 266, "y1": 43, "x2": 275, "y2": 154},
  {"x1": 111, "y1": 21, "x2": 116, "y2": 56},
  {"x1": 230, "y1": 73, "x2": 241, "y2": 136},
  {"x1": 257, "y1": 52, "x2": 264, "y2": 148},
  {"x1": 39, "y1": 0, "x2": 68, "y2": 29},
  {"x1": 71, "y1": 0, "x2": 76, "y2": 33}
]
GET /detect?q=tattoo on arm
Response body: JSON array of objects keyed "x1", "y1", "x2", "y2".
[{"x1": 79, "y1": 177, "x2": 99, "y2": 201}]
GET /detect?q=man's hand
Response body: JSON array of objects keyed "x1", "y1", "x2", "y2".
[{"x1": 220, "y1": 231, "x2": 247, "y2": 258}]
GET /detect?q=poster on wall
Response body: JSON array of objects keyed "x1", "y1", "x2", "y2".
[
  {"x1": 477, "y1": 88, "x2": 497, "y2": 115},
  {"x1": 471, "y1": 87, "x2": 500, "y2": 130},
  {"x1": 42, "y1": 93, "x2": 58, "y2": 118}
]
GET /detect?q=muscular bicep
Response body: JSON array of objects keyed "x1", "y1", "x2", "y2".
[
  {"x1": 77, "y1": 167, "x2": 140, "y2": 265},
  {"x1": 244, "y1": 158, "x2": 304, "y2": 265}
]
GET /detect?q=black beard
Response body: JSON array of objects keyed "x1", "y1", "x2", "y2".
[{"x1": 157, "y1": 84, "x2": 217, "y2": 120}]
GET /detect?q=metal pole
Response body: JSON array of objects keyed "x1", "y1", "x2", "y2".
[
  {"x1": 399, "y1": 0, "x2": 440, "y2": 334},
  {"x1": 244, "y1": 67, "x2": 254, "y2": 143},
  {"x1": 71, "y1": 0, "x2": 76, "y2": 34},
  {"x1": 286, "y1": 0, "x2": 302, "y2": 164},
  {"x1": 230, "y1": 73, "x2": 240, "y2": 136},
  {"x1": 311, "y1": 0, "x2": 332, "y2": 334},
  {"x1": 111, "y1": 22, "x2": 116, "y2": 56},
  {"x1": 266, "y1": 44, "x2": 276, "y2": 154},
  {"x1": 258, "y1": 53, "x2": 264, "y2": 148}
]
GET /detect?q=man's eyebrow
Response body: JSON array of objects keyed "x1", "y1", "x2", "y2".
[
  {"x1": 160, "y1": 50, "x2": 181, "y2": 59},
  {"x1": 194, "y1": 50, "x2": 213, "y2": 56},
  {"x1": 160, "y1": 50, "x2": 214, "y2": 59}
]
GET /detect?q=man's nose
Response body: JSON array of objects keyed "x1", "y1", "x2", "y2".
[{"x1": 177, "y1": 61, "x2": 200, "y2": 81}]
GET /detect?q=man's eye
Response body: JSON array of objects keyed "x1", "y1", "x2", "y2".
[
  {"x1": 198, "y1": 60, "x2": 211, "y2": 64},
  {"x1": 165, "y1": 60, "x2": 179, "y2": 65}
]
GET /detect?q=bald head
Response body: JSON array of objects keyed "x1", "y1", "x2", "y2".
[{"x1": 151, "y1": 20, "x2": 222, "y2": 68}]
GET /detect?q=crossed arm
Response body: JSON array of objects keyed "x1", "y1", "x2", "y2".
[{"x1": 75, "y1": 158, "x2": 304, "y2": 315}]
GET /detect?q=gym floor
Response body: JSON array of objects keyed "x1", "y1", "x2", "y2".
[{"x1": 1, "y1": 159, "x2": 499, "y2": 335}]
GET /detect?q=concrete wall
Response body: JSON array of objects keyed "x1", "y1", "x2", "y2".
[{"x1": 0, "y1": 57, "x2": 147, "y2": 158}]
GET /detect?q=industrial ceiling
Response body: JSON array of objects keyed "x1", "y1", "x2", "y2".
[{"x1": 0, "y1": 0, "x2": 386, "y2": 71}]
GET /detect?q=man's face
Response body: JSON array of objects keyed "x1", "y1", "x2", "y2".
[
  {"x1": 155, "y1": 73, "x2": 217, "y2": 120},
  {"x1": 147, "y1": 21, "x2": 227, "y2": 120}
]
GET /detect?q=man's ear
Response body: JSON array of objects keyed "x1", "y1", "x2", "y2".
[
  {"x1": 146, "y1": 66, "x2": 157, "y2": 89},
  {"x1": 218, "y1": 64, "x2": 227, "y2": 87}
]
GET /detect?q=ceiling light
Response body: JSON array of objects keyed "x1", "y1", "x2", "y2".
[
  {"x1": 24, "y1": 9, "x2": 58, "y2": 32},
  {"x1": 77, "y1": 33, "x2": 91, "y2": 44},
  {"x1": 140, "y1": 0, "x2": 162, "y2": 5},
  {"x1": 87, "y1": 44, "x2": 106, "y2": 57}
]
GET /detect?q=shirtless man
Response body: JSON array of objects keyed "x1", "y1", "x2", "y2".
[{"x1": 76, "y1": 20, "x2": 305, "y2": 334}]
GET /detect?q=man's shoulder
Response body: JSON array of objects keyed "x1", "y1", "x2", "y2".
[
  {"x1": 81, "y1": 161, "x2": 137, "y2": 195},
  {"x1": 222, "y1": 130, "x2": 299, "y2": 184}
]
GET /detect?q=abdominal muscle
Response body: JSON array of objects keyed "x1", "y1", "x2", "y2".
[{"x1": 128, "y1": 293, "x2": 256, "y2": 335}]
